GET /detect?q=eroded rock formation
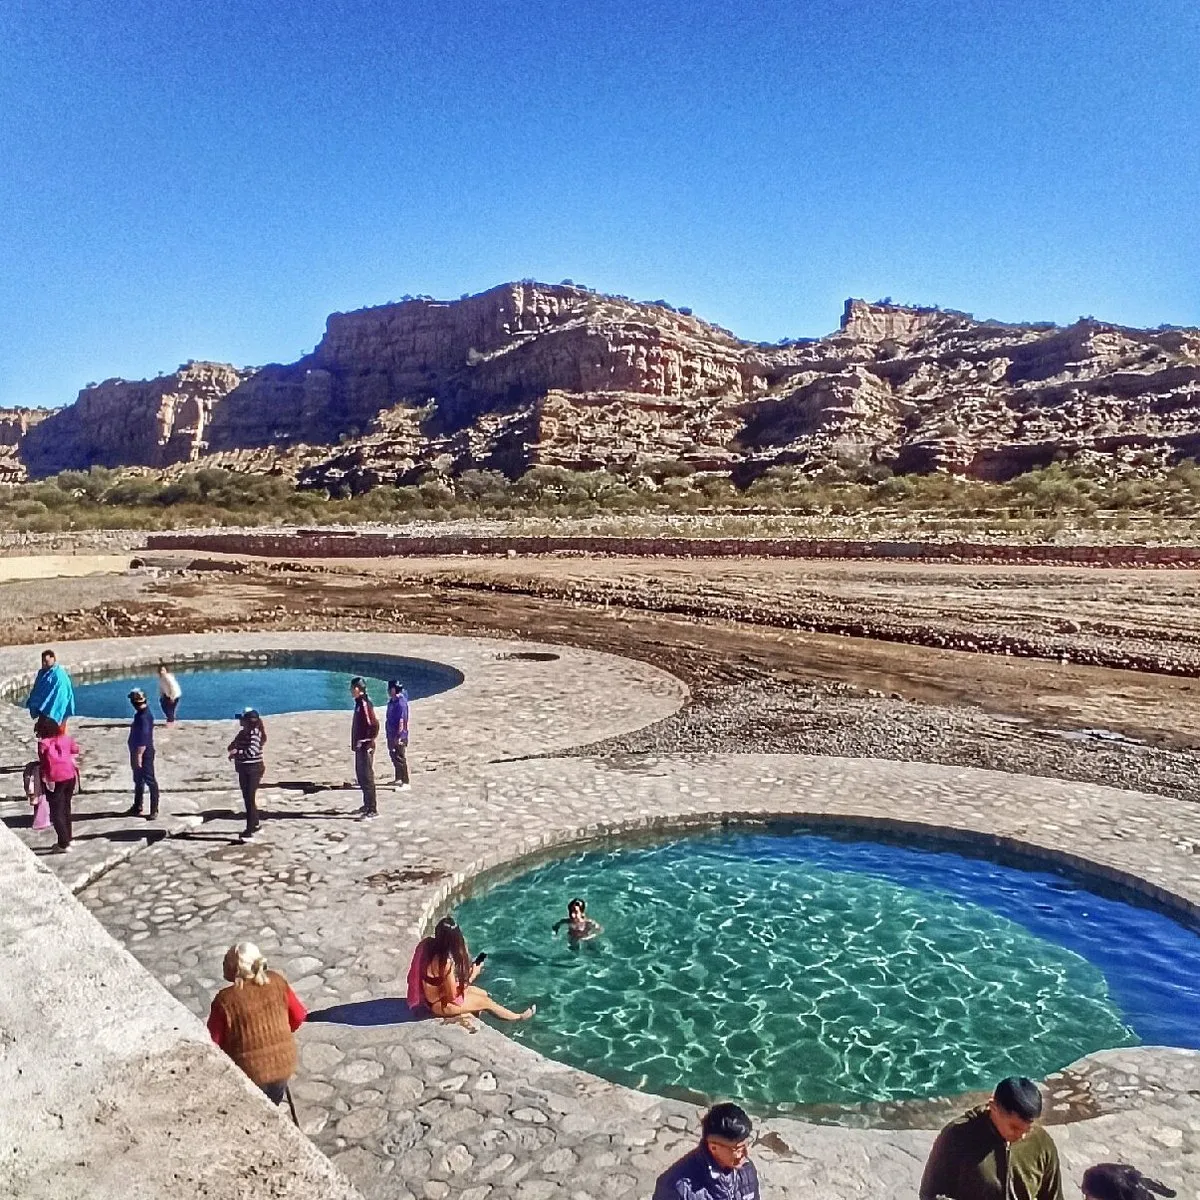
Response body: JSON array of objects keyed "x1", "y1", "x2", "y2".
[
  {"x1": 14, "y1": 283, "x2": 1200, "y2": 485},
  {"x1": 0, "y1": 408, "x2": 50, "y2": 482},
  {"x1": 21, "y1": 362, "x2": 249, "y2": 476}
]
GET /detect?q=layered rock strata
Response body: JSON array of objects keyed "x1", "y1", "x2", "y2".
[
  {"x1": 0, "y1": 408, "x2": 50, "y2": 482},
  {"x1": 16, "y1": 285, "x2": 1200, "y2": 483},
  {"x1": 21, "y1": 362, "x2": 249, "y2": 475}
]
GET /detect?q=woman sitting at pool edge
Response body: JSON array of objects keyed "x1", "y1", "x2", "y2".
[{"x1": 421, "y1": 917, "x2": 535, "y2": 1022}]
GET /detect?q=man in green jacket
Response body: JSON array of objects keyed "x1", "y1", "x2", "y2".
[{"x1": 920, "y1": 1077, "x2": 1063, "y2": 1200}]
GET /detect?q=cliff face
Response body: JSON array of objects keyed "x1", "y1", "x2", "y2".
[
  {"x1": 204, "y1": 282, "x2": 749, "y2": 452},
  {"x1": 14, "y1": 283, "x2": 1200, "y2": 485},
  {"x1": 21, "y1": 362, "x2": 249, "y2": 476},
  {"x1": 0, "y1": 408, "x2": 51, "y2": 482}
]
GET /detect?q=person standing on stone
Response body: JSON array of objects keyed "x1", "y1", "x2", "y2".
[
  {"x1": 124, "y1": 689, "x2": 161, "y2": 820},
  {"x1": 349, "y1": 676, "x2": 379, "y2": 817},
  {"x1": 157, "y1": 664, "x2": 182, "y2": 726},
  {"x1": 36, "y1": 714, "x2": 81, "y2": 854},
  {"x1": 207, "y1": 941, "x2": 306, "y2": 1117},
  {"x1": 385, "y1": 679, "x2": 410, "y2": 789},
  {"x1": 919, "y1": 1076, "x2": 1063, "y2": 1200},
  {"x1": 26, "y1": 648, "x2": 75, "y2": 731},
  {"x1": 653, "y1": 1102, "x2": 760, "y2": 1200},
  {"x1": 228, "y1": 708, "x2": 266, "y2": 841}
]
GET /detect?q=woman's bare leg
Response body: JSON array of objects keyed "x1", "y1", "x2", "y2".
[{"x1": 434, "y1": 986, "x2": 534, "y2": 1022}]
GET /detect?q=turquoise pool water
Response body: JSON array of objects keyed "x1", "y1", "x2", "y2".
[
  {"x1": 66, "y1": 652, "x2": 464, "y2": 719},
  {"x1": 452, "y1": 826, "x2": 1200, "y2": 1112}
]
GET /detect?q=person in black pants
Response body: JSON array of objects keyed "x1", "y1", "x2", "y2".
[
  {"x1": 35, "y1": 713, "x2": 81, "y2": 854},
  {"x1": 124, "y1": 689, "x2": 160, "y2": 819},
  {"x1": 228, "y1": 708, "x2": 267, "y2": 841},
  {"x1": 349, "y1": 677, "x2": 379, "y2": 818}
]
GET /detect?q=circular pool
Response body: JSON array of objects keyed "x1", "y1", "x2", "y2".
[
  {"x1": 62, "y1": 651, "x2": 464, "y2": 719},
  {"x1": 452, "y1": 824, "x2": 1200, "y2": 1113}
]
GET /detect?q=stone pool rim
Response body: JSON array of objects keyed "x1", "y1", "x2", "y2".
[
  {"x1": 1, "y1": 647, "x2": 467, "y2": 717},
  {"x1": 415, "y1": 806, "x2": 1200, "y2": 1127},
  {"x1": 424, "y1": 808, "x2": 1200, "y2": 935}
]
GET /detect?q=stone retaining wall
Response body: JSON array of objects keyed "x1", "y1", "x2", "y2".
[
  {"x1": 146, "y1": 531, "x2": 1200, "y2": 567},
  {"x1": 0, "y1": 822, "x2": 362, "y2": 1200}
]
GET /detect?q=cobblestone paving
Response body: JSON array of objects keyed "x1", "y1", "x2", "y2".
[
  {"x1": 0, "y1": 631, "x2": 686, "y2": 792},
  {"x1": 5, "y1": 635, "x2": 1199, "y2": 1200}
]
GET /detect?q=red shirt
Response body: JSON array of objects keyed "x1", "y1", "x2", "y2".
[{"x1": 207, "y1": 983, "x2": 307, "y2": 1048}]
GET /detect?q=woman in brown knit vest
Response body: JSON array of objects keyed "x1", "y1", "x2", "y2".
[{"x1": 207, "y1": 942, "x2": 307, "y2": 1108}]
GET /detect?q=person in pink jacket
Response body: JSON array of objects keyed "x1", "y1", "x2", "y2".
[{"x1": 36, "y1": 714, "x2": 81, "y2": 853}]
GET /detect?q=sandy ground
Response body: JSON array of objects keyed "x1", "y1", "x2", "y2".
[{"x1": 0, "y1": 553, "x2": 134, "y2": 580}]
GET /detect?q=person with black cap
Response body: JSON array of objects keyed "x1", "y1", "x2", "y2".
[
  {"x1": 124, "y1": 688, "x2": 160, "y2": 820},
  {"x1": 1081, "y1": 1164, "x2": 1176, "y2": 1200},
  {"x1": 349, "y1": 676, "x2": 379, "y2": 817},
  {"x1": 228, "y1": 708, "x2": 267, "y2": 841},
  {"x1": 920, "y1": 1076, "x2": 1063, "y2": 1200},
  {"x1": 653, "y1": 1102, "x2": 759, "y2": 1200},
  {"x1": 385, "y1": 679, "x2": 410, "y2": 789}
]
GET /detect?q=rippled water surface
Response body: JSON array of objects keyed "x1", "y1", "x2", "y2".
[
  {"x1": 66, "y1": 653, "x2": 462, "y2": 719},
  {"x1": 453, "y1": 827, "x2": 1200, "y2": 1111}
]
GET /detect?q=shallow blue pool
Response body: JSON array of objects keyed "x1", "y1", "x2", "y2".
[
  {"x1": 452, "y1": 824, "x2": 1200, "y2": 1112},
  {"x1": 65, "y1": 652, "x2": 463, "y2": 719}
]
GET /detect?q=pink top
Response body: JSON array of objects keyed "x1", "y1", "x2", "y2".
[{"x1": 38, "y1": 734, "x2": 80, "y2": 784}]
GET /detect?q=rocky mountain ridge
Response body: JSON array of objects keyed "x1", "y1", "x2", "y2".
[{"x1": 12, "y1": 282, "x2": 1200, "y2": 488}]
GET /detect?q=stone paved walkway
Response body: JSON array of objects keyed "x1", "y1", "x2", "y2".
[{"x1": 3, "y1": 634, "x2": 1198, "y2": 1200}]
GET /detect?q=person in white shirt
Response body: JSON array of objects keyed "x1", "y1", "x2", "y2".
[{"x1": 158, "y1": 664, "x2": 182, "y2": 726}]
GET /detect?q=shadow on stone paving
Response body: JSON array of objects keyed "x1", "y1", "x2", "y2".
[
  {"x1": 190, "y1": 807, "x2": 354, "y2": 823},
  {"x1": 75, "y1": 828, "x2": 167, "y2": 844},
  {"x1": 257, "y1": 809, "x2": 357, "y2": 821},
  {"x1": 307, "y1": 997, "x2": 424, "y2": 1026}
]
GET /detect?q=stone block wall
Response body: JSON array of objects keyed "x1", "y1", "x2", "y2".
[{"x1": 146, "y1": 531, "x2": 1200, "y2": 568}]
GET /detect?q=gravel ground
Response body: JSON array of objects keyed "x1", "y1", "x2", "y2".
[{"x1": 568, "y1": 679, "x2": 1200, "y2": 806}]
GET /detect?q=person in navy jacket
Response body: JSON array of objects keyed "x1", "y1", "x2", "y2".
[{"x1": 654, "y1": 1103, "x2": 760, "y2": 1200}]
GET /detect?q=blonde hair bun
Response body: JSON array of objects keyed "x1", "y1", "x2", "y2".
[{"x1": 223, "y1": 941, "x2": 269, "y2": 985}]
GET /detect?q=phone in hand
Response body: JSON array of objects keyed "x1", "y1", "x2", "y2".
[{"x1": 473, "y1": 952, "x2": 488, "y2": 966}]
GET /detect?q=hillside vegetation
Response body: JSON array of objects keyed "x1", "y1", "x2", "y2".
[{"x1": 2, "y1": 462, "x2": 1198, "y2": 543}]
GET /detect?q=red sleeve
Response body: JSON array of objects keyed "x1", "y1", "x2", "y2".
[
  {"x1": 286, "y1": 986, "x2": 307, "y2": 1032},
  {"x1": 207, "y1": 1002, "x2": 227, "y2": 1048}
]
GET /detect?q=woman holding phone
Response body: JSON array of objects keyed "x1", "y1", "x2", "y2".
[{"x1": 420, "y1": 916, "x2": 535, "y2": 1022}]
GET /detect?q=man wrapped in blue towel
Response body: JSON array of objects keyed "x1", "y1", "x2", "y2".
[{"x1": 27, "y1": 648, "x2": 75, "y2": 730}]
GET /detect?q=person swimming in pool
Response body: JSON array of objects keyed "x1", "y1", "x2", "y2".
[
  {"x1": 551, "y1": 897, "x2": 602, "y2": 942},
  {"x1": 421, "y1": 916, "x2": 535, "y2": 1022}
]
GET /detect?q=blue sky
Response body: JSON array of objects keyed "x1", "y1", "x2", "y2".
[{"x1": 3, "y1": 0, "x2": 1198, "y2": 409}]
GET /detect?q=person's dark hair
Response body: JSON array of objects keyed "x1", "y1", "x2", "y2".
[
  {"x1": 41, "y1": 648, "x2": 55, "y2": 664},
  {"x1": 350, "y1": 676, "x2": 367, "y2": 694},
  {"x1": 568, "y1": 897, "x2": 586, "y2": 913},
  {"x1": 34, "y1": 713, "x2": 59, "y2": 739},
  {"x1": 701, "y1": 1102, "x2": 753, "y2": 1143},
  {"x1": 431, "y1": 916, "x2": 471, "y2": 995},
  {"x1": 994, "y1": 1077, "x2": 1042, "y2": 1121},
  {"x1": 241, "y1": 709, "x2": 267, "y2": 744},
  {"x1": 1082, "y1": 1165, "x2": 1176, "y2": 1200},
  {"x1": 388, "y1": 679, "x2": 402, "y2": 693}
]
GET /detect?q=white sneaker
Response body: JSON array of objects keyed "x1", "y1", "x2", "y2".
[{"x1": 395, "y1": 782, "x2": 411, "y2": 792}]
